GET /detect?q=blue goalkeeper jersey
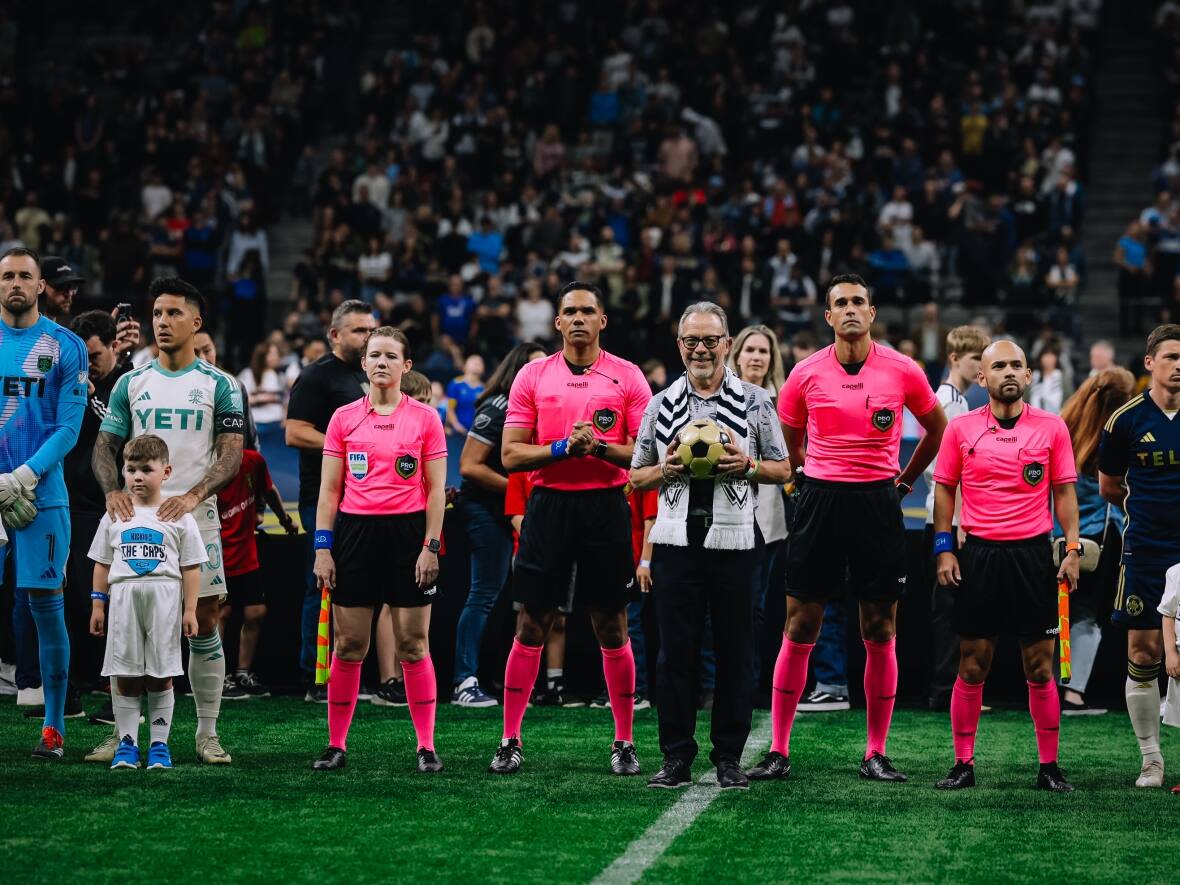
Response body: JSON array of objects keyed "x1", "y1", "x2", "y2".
[{"x1": 0, "y1": 315, "x2": 88, "y2": 508}]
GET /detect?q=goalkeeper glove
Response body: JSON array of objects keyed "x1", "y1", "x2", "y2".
[
  {"x1": 0, "y1": 465, "x2": 37, "y2": 508},
  {"x1": 1, "y1": 496, "x2": 38, "y2": 530}
]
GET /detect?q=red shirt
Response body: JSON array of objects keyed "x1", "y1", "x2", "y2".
[
  {"x1": 505, "y1": 471, "x2": 535, "y2": 555},
  {"x1": 323, "y1": 394, "x2": 447, "y2": 516},
  {"x1": 778, "y1": 342, "x2": 939, "y2": 482},
  {"x1": 217, "y1": 449, "x2": 273, "y2": 577},
  {"x1": 933, "y1": 405, "x2": 1077, "y2": 541},
  {"x1": 628, "y1": 485, "x2": 658, "y2": 564},
  {"x1": 505, "y1": 350, "x2": 650, "y2": 491}
]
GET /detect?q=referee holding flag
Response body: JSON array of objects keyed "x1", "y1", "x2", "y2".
[
  {"x1": 749, "y1": 273, "x2": 947, "y2": 783},
  {"x1": 932, "y1": 339, "x2": 1080, "y2": 793}
]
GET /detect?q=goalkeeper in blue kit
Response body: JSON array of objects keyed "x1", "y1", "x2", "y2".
[{"x1": 0, "y1": 248, "x2": 87, "y2": 759}]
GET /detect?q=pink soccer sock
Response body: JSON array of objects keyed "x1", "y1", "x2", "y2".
[
  {"x1": 327, "y1": 657, "x2": 362, "y2": 751},
  {"x1": 951, "y1": 676, "x2": 984, "y2": 764},
  {"x1": 770, "y1": 636, "x2": 814, "y2": 756},
  {"x1": 502, "y1": 639, "x2": 543, "y2": 742},
  {"x1": 401, "y1": 656, "x2": 438, "y2": 752},
  {"x1": 601, "y1": 641, "x2": 636, "y2": 743},
  {"x1": 863, "y1": 637, "x2": 898, "y2": 759},
  {"x1": 1027, "y1": 679, "x2": 1061, "y2": 764}
]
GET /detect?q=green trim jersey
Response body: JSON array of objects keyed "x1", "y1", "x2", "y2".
[{"x1": 99, "y1": 358, "x2": 245, "y2": 501}]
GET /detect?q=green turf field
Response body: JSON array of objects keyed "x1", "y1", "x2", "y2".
[{"x1": 2, "y1": 696, "x2": 1176, "y2": 883}]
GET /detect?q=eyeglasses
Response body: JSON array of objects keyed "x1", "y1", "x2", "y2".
[{"x1": 678, "y1": 335, "x2": 725, "y2": 350}]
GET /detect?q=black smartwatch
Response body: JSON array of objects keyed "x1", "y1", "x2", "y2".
[
  {"x1": 593, "y1": 441, "x2": 609, "y2": 458},
  {"x1": 423, "y1": 538, "x2": 441, "y2": 554}
]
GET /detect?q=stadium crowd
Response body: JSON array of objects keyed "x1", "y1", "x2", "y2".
[{"x1": 6, "y1": 0, "x2": 1180, "y2": 787}]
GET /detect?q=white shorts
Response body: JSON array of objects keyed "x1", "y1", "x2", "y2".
[
  {"x1": 193, "y1": 499, "x2": 226, "y2": 600},
  {"x1": 102, "y1": 580, "x2": 184, "y2": 678}
]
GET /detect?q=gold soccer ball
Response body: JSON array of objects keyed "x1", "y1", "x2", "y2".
[{"x1": 675, "y1": 419, "x2": 730, "y2": 479}]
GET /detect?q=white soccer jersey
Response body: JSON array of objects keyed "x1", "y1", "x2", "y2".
[
  {"x1": 924, "y1": 381, "x2": 970, "y2": 524},
  {"x1": 99, "y1": 358, "x2": 245, "y2": 501},
  {"x1": 1160, "y1": 564, "x2": 1180, "y2": 727},
  {"x1": 88, "y1": 506, "x2": 208, "y2": 583}
]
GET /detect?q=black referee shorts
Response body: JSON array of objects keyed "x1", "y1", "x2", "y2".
[
  {"x1": 953, "y1": 534, "x2": 1058, "y2": 642},
  {"x1": 333, "y1": 511, "x2": 437, "y2": 609},
  {"x1": 784, "y1": 477, "x2": 907, "y2": 603},
  {"x1": 513, "y1": 486, "x2": 638, "y2": 616}
]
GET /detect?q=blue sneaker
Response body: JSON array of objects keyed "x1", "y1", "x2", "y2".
[
  {"x1": 146, "y1": 741, "x2": 173, "y2": 770},
  {"x1": 111, "y1": 736, "x2": 140, "y2": 769},
  {"x1": 452, "y1": 677, "x2": 498, "y2": 708}
]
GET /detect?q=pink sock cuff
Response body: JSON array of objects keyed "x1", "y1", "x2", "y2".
[
  {"x1": 400, "y1": 656, "x2": 432, "y2": 674},
  {"x1": 334, "y1": 658, "x2": 362, "y2": 673},
  {"x1": 600, "y1": 640, "x2": 632, "y2": 658},
  {"x1": 863, "y1": 636, "x2": 897, "y2": 651},
  {"x1": 512, "y1": 638, "x2": 544, "y2": 657},
  {"x1": 784, "y1": 638, "x2": 816, "y2": 654},
  {"x1": 1027, "y1": 679, "x2": 1054, "y2": 693},
  {"x1": 954, "y1": 676, "x2": 984, "y2": 694}
]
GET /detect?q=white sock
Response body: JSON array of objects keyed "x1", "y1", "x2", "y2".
[
  {"x1": 547, "y1": 668, "x2": 563, "y2": 687},
  {"x1": 113, "y1": 691, "x2": 141, "y2": 745},
  {"x1": 1126, "y1": 675, "x2": 1162, "y2": 761},
  {"x1": 148, "y1": 689, "x2": 175, "y2": 745},
  {"x1": 188, "y1": 631, "x2": 225, "y2": 740}
]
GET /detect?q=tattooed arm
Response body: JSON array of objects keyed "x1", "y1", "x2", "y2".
[
  {"x1": 157, "y1": 432, "x2": 244, "y2": 522},
  {"x1": 93, "y1": 430, "x2": 134, "y2": 521}
]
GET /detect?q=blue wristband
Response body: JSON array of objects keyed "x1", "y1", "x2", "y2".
[
  {"x1": 314, "y1": 530, "x2": 334, "y2": 551},
  {"x1": 933, "y1": 531, "x2": 954, "y2": 555},
  {"x1": 90, "y1": 591, "x2": 110, "y2": 602},
  {"x1": 550, "y1": 439, "x2": 570, "y2": 459}
]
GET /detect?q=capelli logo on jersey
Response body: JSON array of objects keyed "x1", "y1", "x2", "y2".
[
  {"x1": 372, "y1": 422, "x2": 395, "y2": 430},
  {"x1": 840, "y1": 382, "x2": 864, "y2": 390},
  {"x1": 567, "y1": 381, "x2": 589, "y2": 388}
]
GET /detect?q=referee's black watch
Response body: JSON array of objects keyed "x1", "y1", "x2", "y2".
[
  {"x1": 423, "y1": 538, "x2": 441, "y2": 554},
  {"x1": 593, "y1": 441, "x2": 609, "y2": 458}
]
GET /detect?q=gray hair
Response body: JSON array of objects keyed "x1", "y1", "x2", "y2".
[
  {"x1": 677, "y1": 301, "x2": 729, "y2": 337},
  {"x1": 331, "y1": 299, "x2": 374, "y2": 329}
]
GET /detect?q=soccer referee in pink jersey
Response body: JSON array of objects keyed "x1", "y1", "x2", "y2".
[
  {"x1": 749, "y1": 274, "x2": 946, "y2": 783},
  {"x1": 489, "y1": 281, "x2": 651, "y2": 776},
  {"x1": 310, "y1": 327, "x2": 448, "y2": 774},
  {"x1": 932, "y1": 340, "x2": 1080, "y2": 793}
]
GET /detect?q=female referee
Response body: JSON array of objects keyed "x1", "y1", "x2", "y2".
[{"x1": 310, "y1": 326, "x2": 447, "y2": 773}]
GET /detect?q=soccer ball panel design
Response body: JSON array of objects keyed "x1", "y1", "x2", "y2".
[{"x1": 675, "y1": 419, "x2": 731, "y2": 479}]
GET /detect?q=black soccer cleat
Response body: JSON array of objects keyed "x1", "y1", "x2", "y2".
[
  {"x1": 416, "y1": 748, "x2": 443, "y2": 773},
  {"x1": 716, "y1": 760, "x2": 749, "y2": 790},
  {"x1": 312, "y1": 746, "x2": 347, "y2": 771},
  {"x1": 860, "y1": 752, "x2": 907, "y2": 782},
  {"x1": 648, "y1": 758, "x2": 692, "y2": 789},
  {"x1": 936, "y1": 760, "x2": 976, "y2": 790},
  {"x1": 489, "y1": 738, "x2": 523, "y2": 774},
  {"x1": 611, "y1": 740, "x2": 641, "y2": 775},
  {"x1": 1036, "y1": 762, "x2": 1075, "y2": 793},
  {"x1": 746, "y1": 750, "x2": 791, "y2": 781}
]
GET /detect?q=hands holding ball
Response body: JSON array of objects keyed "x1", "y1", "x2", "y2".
[{"x1": 668, "y1": 419, "x2": 747, "y2": 479}]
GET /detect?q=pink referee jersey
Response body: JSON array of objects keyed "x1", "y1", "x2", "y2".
[
  {"x1": 505, "y1": 350, "x2": 650, "y2": 491},
  {"x1": 778, "y1": 342, "x2": 939, "y2": 482},
  {"x1": 323, "y1": 394, "x2": 447, "y2": 515},
  {"x1": 933, "y1": 405, "x2": 1077, "y2": 541}
]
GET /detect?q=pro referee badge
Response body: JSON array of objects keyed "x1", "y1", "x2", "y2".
[
  {"x1": 348, "y1": 451, "x2": 369, "y2": 480},
  {"x1": 396, "y1": 454, "x2": 418, "y2": 479},
  {"x1": 37, "y1": 355, "x2": 53, "y2": 373},
  {"x1": 1022, "y1": 462, "x2": 1045, "y2": 486},
  {"x1": 593, "y1": 408, "x2": 617, "y2": 432},
  {"x1": 871, "y1": 408, "x2": 895, "y2": 432}
]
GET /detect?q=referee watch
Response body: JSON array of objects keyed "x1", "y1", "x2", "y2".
[
  {"x1": 593, "y1": 441, "x2": 609, "y2": 458},
  {"x1": 423, "y1": 538, "x2": 441, "y2": 554}
]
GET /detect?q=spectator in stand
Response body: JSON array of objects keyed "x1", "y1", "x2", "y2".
[
  {"x1": 434, "y1": 275, "x2": 477, "y2": 349},
  {"x1": 1115, "y1": 221, "x2": 1151, "y2": 335},
  {"x1": 239, "y1": 342, "x2": 289, "y2": 455},
  {"x1": 445, "y1": 354, "x2": 486, "y2": 436},
  {"x1": 1030, "y1": 345, "x2": 1066, "y2": 413},
  {"x1": 218, "y1": 449, "x2": 298, "y2": 700},
  {"x1": 1088, "y1": 340, "x2": 1116, "y2": 377},
  {"x1": 285, "y1": 301, "x2": 377, "y2": 700},
  {"x1": 357, "y1": 238, "x2": 393, "y2": 305},
  {"x1": 453, "y1": 343, "x2": 549, "y2": 707}
]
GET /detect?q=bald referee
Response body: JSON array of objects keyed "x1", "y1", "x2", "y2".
[
  {"x1": 932, "y1": 340, "x2": 1079, "y2": 793},
  {"x1": 488, "y1": 281, "x2": 651, "y2": 776},
  {"x1": 749, "y1": 273, "x2": 947, "y2": 783}
]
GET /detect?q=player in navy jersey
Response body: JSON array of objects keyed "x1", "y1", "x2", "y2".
[
  {"x1": 0, "y1": 247, "x2": 88, "y2": 759},
  {"x1": 1099, "y1": 324, "x2": 1180, "y2": 788}
]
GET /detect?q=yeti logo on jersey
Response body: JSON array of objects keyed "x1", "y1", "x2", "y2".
[
  {"x1": 1022, "y1": 462, "x2": 1045, "y2": 486},
  {"x1": 348, "y1": 451, "x2": 369, "y2": 479},
  {"x1": 396, "y1": 454, "x2": 419, "y2": 479},
  {"x1": 120, "y1": 527, "x2": 167, "y2": 576},
  {"x1": 593, "y1": 408, "x2": 617, "y2": 432},
  {"x1": 871, "y1": 408, "x2": 895, "y2": 432},
  {"x1": 37, "y1": 355, "x2": 53, "y2": 373}
]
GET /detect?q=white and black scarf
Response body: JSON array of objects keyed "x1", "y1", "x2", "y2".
[{"x1": 648, "y1": 368, "x2": 756, "y2": 550}]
